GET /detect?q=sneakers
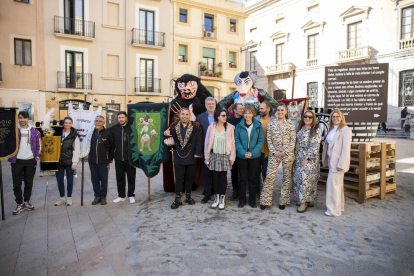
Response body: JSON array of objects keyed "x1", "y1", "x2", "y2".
[
  {"x1": 24, "y1": 202, "x2": 35, "y2": 211},
  {"x1": 211, "y1": 195, "x2": 220, "y2": 209},
  {"x1": 66, "y1": 197, "x2": 72, "y2": 206},
  {"x1": 218, "y1": 195, "x2": 226, "y2": 210},
  {"x1": 101, "y1": 198, "x2": 107, "y2": 205},
  {"x1": 92, "y1": 197, "x2": 101, "y2": 205},
  {"x1": 13, "y1": 204, "x2": 25, "y2": 215},
  {"x1": 73, "y1": 174, "x2": 78, "y2": 178},
  {"x1": 39, "y1": 171, "x2": 43, "y2": 177},
  {"x1": 113, "y1": 197, "x2": 126, "y2": 203},
  {"x1": 55, "y1": 198, "x2": 66, "y2": 206},
  {"x1": 129, "y1": 197, "x2": 136, "y2": 204}
]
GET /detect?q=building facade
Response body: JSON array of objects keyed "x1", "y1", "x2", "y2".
[
  {"x1": 245, "y1": 0, "x2": 414, "y2": 125},
  {"x1": 0, "y1": 0, "x2": 46, "y2": 123},
  {"x1": 171, "y1": 0, "x2": 247, "y2": 100}
]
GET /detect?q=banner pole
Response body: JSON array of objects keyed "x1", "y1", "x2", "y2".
[
  {"x1": 81, "y1": 158, "x2": 84, "y2": 206},
  {"x1": 148, "y1": 178, "x2": 151, "y2": 201},
  {"x1": 0, "y1": 163, "x2": 5, "y2": 220}
]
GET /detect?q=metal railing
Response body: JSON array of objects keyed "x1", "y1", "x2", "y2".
[
  {"x1": 135, "y1": 77, "x2": 161, "y2": 93},
  {"x1": 338, "y1": 46, "x2": 371, "y2": 62},
  {"x1": 400, "y1": 37, "x2": 414, "y2": 50},
  {"x1": 131, "y1": 29, "x2": 165, "y2": 47},
  {"x1": 265, "y1": 62, "x2": 293, "y2": 75},
  {"x1": 54, "y1": 15, "x2": 95, "y2": 38},
  {"x1": 199, "y1": 63, "x2": 222, "y2": 77},
  {"x1": 306, "y1": 58, "x2": 318, "y2": 66},
  {"x1": 57, "y1": 71, "x2": 92, "y2": 90}
]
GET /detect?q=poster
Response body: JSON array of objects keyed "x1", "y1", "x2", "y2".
[
  {"x1": 0, "y1": 108, "x2": 18, "y2": 161},
  {"x1": 17, "y1": 102, "x2": 33, "y2": 121}
]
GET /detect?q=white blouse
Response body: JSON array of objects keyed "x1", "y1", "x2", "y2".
[{"x1": 326, "y1": 125, "x2": 339, "y2": 157}]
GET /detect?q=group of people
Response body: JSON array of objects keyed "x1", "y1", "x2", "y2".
[
  {"x1": 9, "y1": 111, "x2": 137, "y2": 215},
  {"x1": 165, "y1": 97, "x2": 352, "y2": 216}
]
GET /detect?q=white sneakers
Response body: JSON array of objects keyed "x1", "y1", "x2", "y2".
[
  {"x1": 219, "y1": 195, "x2": 226, "y2": 210},
  {"x1": 55, "y1": 198, "x2": 65, "y2": 206},
  {"x1": 211, "y1": 195, "x2": 220, "y2": 208},
  {"x1": 129, "y1": 197, "x2": 136, "y2": 204},
  {"x1": 211, "y1": 195, "x2": 226, "y2": 209},
  {"x1": 113, "y1": 197, "x2": 126, "y2": 203},
  {"x1": 74, "y1": 174, "x2": 78, "y2": 178},
  {"x1": 66, "y1": 197, "x2": 72, "y2": 206}
]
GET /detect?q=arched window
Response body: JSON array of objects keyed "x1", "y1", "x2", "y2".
[{"x1": 399, "y1": 70, "x2": 414, "y2": 107}]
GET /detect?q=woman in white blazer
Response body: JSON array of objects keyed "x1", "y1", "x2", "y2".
[{"x1": 322, "y1": 110, "x2": 352, "y2": 217}]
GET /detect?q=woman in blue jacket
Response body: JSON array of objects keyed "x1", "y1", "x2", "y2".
[{"x1": 234, "y1": 105, "x2": 264, "y2": 208}]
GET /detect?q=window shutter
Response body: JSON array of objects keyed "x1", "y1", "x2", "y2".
[
  {"x1": 230, "y1": 19, "x2": 237, "y2": 24},
  {"x1": 179, "y1": 45, "x2": 186, "y2": 56},
  {"x1": 203, "y1": 48, "x2": 215, "y2": 58},
  {"x1": 180, "y1": 8, "x2": 187, "y2": 15},
  {"x1": 229, "y1": 52, "x2": 234, "y2": 63}
]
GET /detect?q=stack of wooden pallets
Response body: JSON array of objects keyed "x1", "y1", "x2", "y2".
[{"x1": 318, "y1": 141, "x2": 397, "y2": 204}]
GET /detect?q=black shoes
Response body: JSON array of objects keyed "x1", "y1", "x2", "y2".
[
  {"x1": 260, "y1": 205, "x2": 267, "y2": 210},
  {"x1": 250, "y1": 204, "x2": 257, "y2": 208},
  {"x1": 201, "y1": 195, "x2": 211, "y2": 204},
  {"x1": 171, "y1": 195, "x2": 182, "y2": 209},
  {"x1": 184, "y1": 193, "x2": 195, "y2": 205},
  {"x1": 238, "y1": 202, "x2": 245, "y2": 208},
  {"x1": 279, "y1": 205, "x2": 285, "y2": 210},
  {"x1": 230, "y1": 192, "x2": 239, "y2": 201}
]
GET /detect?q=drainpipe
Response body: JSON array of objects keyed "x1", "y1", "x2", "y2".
[{"x1": 125, "y1": 0, "x2": 128, "y2": 108}]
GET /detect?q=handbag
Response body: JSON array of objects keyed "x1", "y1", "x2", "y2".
[{"x1": 163, "y1": 136, "x2": 175, "y2": 146}]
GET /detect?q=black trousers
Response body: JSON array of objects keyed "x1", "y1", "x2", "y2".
[
  {"x1": 237, "y1": 157, "x2": 260, "y2": 205},
  {"x1": 174, "y1": 163, "x2": 197, "y2": 194},
  {"x1": 11, "y1": 158, "x2": 37, "y2": 205},
  {"x1": 89, "y1": 163, "x2": 109, "y2": 198},
  {"x1": 230, "y1": 158, "x2": 239, "y2": 194},
  {"x1": 115, "y1": 159, "x2": 136, "y2": 198},
  {"x1": 213, "y1": 171, "x2": 227, "y2": 195},
  {"x1": 203, "y1": 163, "x2": 214, "y2": 196}
]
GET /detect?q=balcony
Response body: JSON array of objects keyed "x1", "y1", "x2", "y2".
[
  {"x1": 400, "y1": 37, "x2": 414, "y2": 50},
  {"x1": 131, "y1": 29, "x2": 165, "y2": 49},
  {"x1": 57, "y1": 71, "x2": 92, "y2": 91},
  {"x1": 337, "y1": 46, "x2": 371, "y2": 64},
  {"x1": 135, "y1": 77, "x2": 161, "y2": 93},
  {"x1": 199, "y1": 63, "x2": 222, "y2": 78},
  {"x1": 265, "y1": 62, "x2": 294, "y2": 76},
  {"x1": 306, "y1": 58, "x2": 318, "y2": 67},
  {"x1": 54, "y1": 16, "x2": 95, "y2": 41}
]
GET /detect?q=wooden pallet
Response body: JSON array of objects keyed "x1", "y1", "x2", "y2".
[{"x1": 319, "y1": 140, "x2": 397, "y2": 204}]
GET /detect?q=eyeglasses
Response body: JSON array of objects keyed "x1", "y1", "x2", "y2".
[
  {"x1": 303, "y1": 115, "x2": 313, "y2": 119},
  {"x1": 332, "y1": 116, "x2": 340, "y2": 119},
  {"x1": 219, "y1": 115, "x2": 227, "y2": 118}
]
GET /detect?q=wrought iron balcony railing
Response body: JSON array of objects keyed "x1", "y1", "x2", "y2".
[
  {"x1": 135, "y1": 77, "x2": 161, "y2": 93},
  {"x1": 57, "y1": 71, "x2": 92, "y2": 90},
  {"x1": 54, "y1": 15, "x2": 95, "y2": 39},
  {"x1": 199, "y1": 63, "x2": 222, "y2": 78},
  {"x1": 132, "y1": 29, "x2": 165, "y2": 47}
]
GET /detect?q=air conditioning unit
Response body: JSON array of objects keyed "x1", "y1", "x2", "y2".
[{"x1": 204, "y1": 31, "x2": 215, "y2": 38}]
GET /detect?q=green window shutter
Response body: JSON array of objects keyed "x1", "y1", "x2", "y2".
[
  {"x1": 229, "y1": 52, "x2": 234, "y2": 63},
  {"x1": 180, "y1": 9, "x2": 187, "y2": 15},
  {"x1": 206, "y1": 86, "x2": 215, "y2": 96},
  {"x1": 203, "y1": 47, "x2": 215, "y2": 58},
  {"x1": 179, "y1": 45, "x2": 186, "y2": 56},
  {"x1": 230, "y1": 19, "x2": 237, "y2": 24}
]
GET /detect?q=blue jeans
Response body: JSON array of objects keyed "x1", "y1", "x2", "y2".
[
  {"x1": 256, "y1": 153, "x2": 269, "y2": 194},
  {"x1": 89, "y1": 163, "x2": 109, "y2": 198},
  {"x1": 56, "y1": 165, "x2": 74, "y2": 197}
]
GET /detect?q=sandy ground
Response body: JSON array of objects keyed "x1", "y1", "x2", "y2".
[{"x1": 0, "y1": 138, "x2": 413, "y2": 275}]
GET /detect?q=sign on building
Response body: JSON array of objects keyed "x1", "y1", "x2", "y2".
[{"x1": 324, "y1": 63, "x2": 389, "y2": 122}]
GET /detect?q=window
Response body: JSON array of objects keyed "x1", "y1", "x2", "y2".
[
  {"x1": 308, "y1": 34, "x2": 319, "y2": 59},
  {"x1": 206, "y1": 86, "x2": 215, "y2": 96},
  {"x1": 178, "y1": 45, "x2": 187, "y2": 62},
  {"x1": 229, "y1": 51, "x2": 236, "y2": 68},
  {"x1": 399, "y1": 69, "x2": 414, "y2": 107},
  {"x1": 179, "y1": 8, "x2": 187, "y2": 23},
  {"x1": 64, "y1": 0, "x2": 84, "y2": 35},
  {"x1": 14, "y1": 0, "x2": 30, "y2": 3},
  {"x1": 347, "y1": 21, "x2": 362, "y2": 49},
  {"x1": 276, "y1": 43, "x2": 284, "y2": 64},
  {"x1": 204, "y1": 14, "x2": 214, "y2": 32},
  {"x1": 65, "y1": 51, "x2": 83, "y2": 88},
  {"x1": 202, "y1": 48, "x2": 215, "y2": 75},
  {"x1": 15, "y1": 39, "x2": 32, "y2": 66},
  {"x1": 250, "y1": 51, "x2": 257, "y2": 72},
  {"x1": 140, "y1": 9, "x2": 155, "y2": 45},
  {"x1": 307, "y1": 82, "x2": 318, "y2": 108},
  {"x1": 107, "y1": 2, "x2": 119, "y2": 26},
  {"x1": 230, "y1": 19, "x2": 237, "y2": 32},
  {"x1": 140, "y1": 59, "x2": 154, "y2": 92},
  {"x1": 402, "y1": 6, "x2": 414, "y2": 40},
  {"x1": 107, "y1": 55, "x2": 119, "y2": 78}
]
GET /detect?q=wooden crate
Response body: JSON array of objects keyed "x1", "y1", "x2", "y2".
[{"x1": 319, "y1": 141, "x2": 397, "y2": 204}]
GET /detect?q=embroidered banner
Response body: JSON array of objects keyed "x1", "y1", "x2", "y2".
[
  {"x1": 68, "y1": 103, "x2": 102, "y2": 158},
  {"x1": 128, "y1": 103, "x2": 170, "y2": 178},
  {"x1": 0, "y1": 108, "x2": 18, "y2": 161}
]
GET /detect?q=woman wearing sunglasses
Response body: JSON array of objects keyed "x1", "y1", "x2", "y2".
[
  {"x1": 204, "y1": 109, "x2": 236, "y2": 210},
  {"x1": 322, "y1": 110, "x2": 352, "y2": 217},
  {"x1": 293, "y1": 110, "x2": 321, "y2": 213}
]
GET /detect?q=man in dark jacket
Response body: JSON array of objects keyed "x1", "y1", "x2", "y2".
[
  {"x1": 89, "y1": 115, "x2": 114, "y2": 205},
  {"x1": 401, "y1": 106, "x2": 408, "y2": 129},
  {"x1": 109, "y1": 111, "x2": 136, "y2": 204},
  {"x1": 164, "y1": 108, "x2": 203, "y2": 209},
  {"x1": 9, "y1": 111, "x2": 42, "y2": 215}
]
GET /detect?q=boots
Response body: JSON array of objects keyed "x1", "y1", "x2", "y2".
[
  {"x1": 211, "y1": 194, "x2": 220, "y2": 209},
  {"x1": 297, "y1": 202, "x2": 308, "y2": 213},
  {"x1": 218, "y1": 195, "x2": 225, "y2": 210},
  {"x1": 184, "y1": 193, "x2": 195, "y2": 205},
  {"x1": 171, "y1": 193, "x2": 182, "y2": 209}
]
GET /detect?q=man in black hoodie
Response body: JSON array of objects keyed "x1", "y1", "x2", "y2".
[
  {"x1": 89, "y1": 115, "x2": 114, "y2": 205},
  {"x1": 109, "y1": 111, "x2": 137, "y2": 204}
]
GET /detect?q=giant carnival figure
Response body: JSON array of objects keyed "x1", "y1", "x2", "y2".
[
  {"x1": 162, "y1": 74, "x2": 213, "y2": 192},
  {"x1": 218, "y1": 71, "x2": 278, "y2": 115}
]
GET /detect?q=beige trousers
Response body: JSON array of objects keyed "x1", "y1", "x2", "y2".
[{"x1": 325, "y1": 170, "x2": 345, "y2": 216}]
